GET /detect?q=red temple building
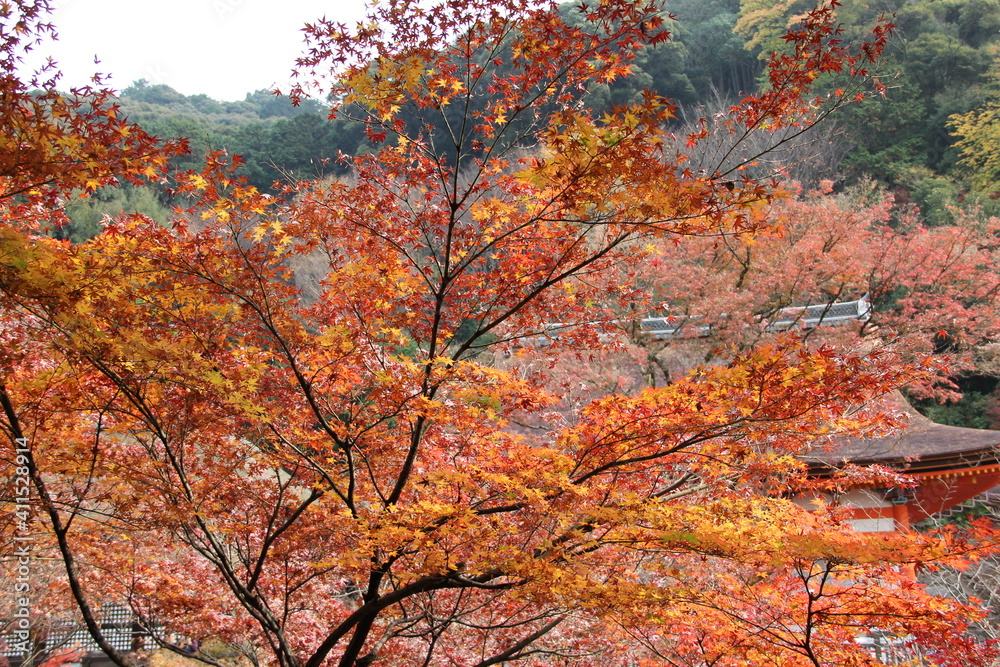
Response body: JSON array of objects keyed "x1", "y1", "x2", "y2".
[{"x1": 806, "y1": 397, "x2": 1000, "y2": 532}]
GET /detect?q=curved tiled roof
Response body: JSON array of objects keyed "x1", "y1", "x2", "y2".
[{"x1": 806, "y1": 393, "x2": 1000, "y2": 475}]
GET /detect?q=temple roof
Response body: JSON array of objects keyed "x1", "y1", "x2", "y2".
[{"x1": 805, "y1": 393, "x2": 1000, "y2": 476}]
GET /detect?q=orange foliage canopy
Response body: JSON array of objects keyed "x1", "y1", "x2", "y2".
[
  {"x1": 1, "y1": 1, "x2": 997, "y2": 666},
  {"x1": 632, "y1": 182, "x2": 1000, "y2": 399}
]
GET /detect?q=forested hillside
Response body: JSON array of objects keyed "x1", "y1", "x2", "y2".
[{"x1": 72, "y1": 0, "x2": 1000, "y2": 225}]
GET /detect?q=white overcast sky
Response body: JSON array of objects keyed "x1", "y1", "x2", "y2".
[{"x1": 22, "y1": 0, "x2": 370, "y2": 101}]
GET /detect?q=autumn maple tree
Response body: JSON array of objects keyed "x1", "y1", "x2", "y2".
[{"x1": 1, "y1": 1, "x2": 997, "y2": 666}]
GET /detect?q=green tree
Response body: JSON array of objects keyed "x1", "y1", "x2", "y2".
[
  {"x1": 672, "y1": 0, "x2": 761, "y2": 94},
  {"x1": 951, "y1": 56, "x2": 1000, "y2": 193},
  {"x1": 735, "y1": 0, "x2": 817, "y2": 58},
  {"x1": 58, "y1": 185, "x2": 170, "y2": 243},
  {"x1": 243, "y1": 89, "x2": 325, "y2": 119}
]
